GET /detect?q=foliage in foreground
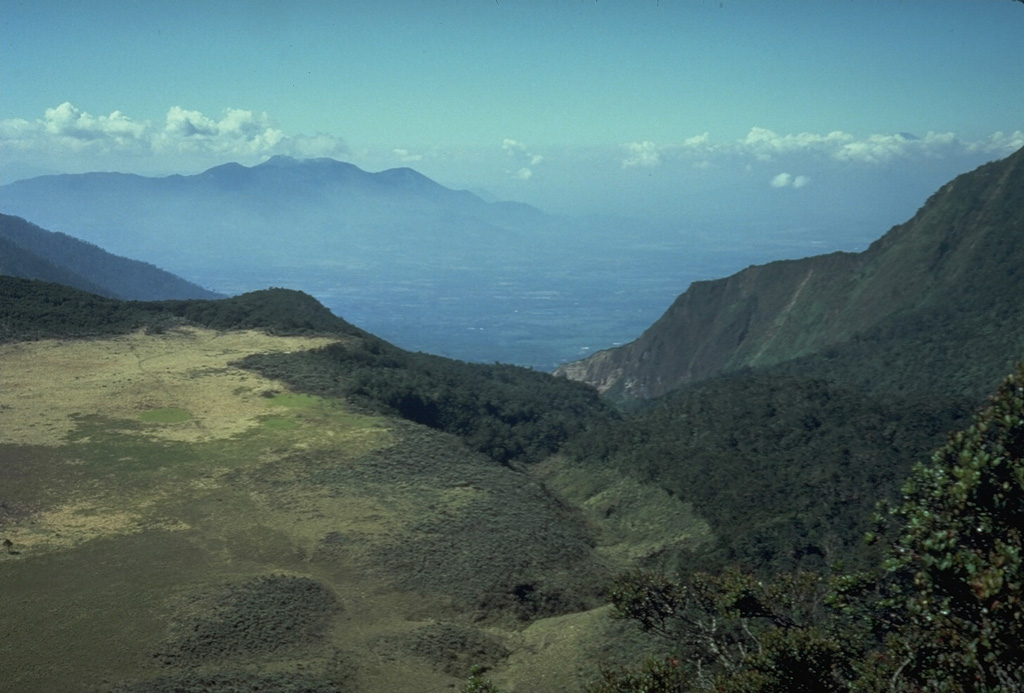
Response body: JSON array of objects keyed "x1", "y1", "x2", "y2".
[{"x1": 593, "y1": 364, "x2": 1024, "y2": 692}]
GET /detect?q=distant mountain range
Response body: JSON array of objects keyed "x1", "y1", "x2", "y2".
[
  {"x1": 0, "y1": 214, "x2": 221, "y2": 300},
  {"x1": 557, "y1": 146, "x2": 1024, "y2": 403},
  {"x1": 0, "y1": 155, "x2": 554, "y2": 278}
]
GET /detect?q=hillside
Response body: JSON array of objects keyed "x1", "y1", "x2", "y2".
[
  {"x1": 556, "y1": 146, "x2": 1024, "y2": 403},
  {"x1": 0, "y1": 214, "x2": 222, "y2": 300},
  {"x1": 555, "y1": 372, "x2": 974, "y2": 575},
  {"x1": 0, "y1": 276, "x2": 360, "y2": 342},
  {"x1": 4, "y1": 149, "x2": 1023, "y2": 691},
  {"x1": 0, "y1": 282, "x2": 651, "y2": 692}
]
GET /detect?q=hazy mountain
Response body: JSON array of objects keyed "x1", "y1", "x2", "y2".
[
  {"x1": 0, "y1": 214, "x2": 222, "y2": 300},
  {"x1": 556, "y1": 146, "x2": 1024, "y2": 402},
  {"x1": 0, "y1": 156, "x2": 557, "y2": 277}
]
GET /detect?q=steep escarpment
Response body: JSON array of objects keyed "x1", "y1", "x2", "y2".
[{"x1": 557, "y1": 146, "x2": 1024, "y2": 402}]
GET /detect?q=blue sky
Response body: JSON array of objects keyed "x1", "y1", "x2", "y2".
[{"x1": 2, "y1": 1, "x2": 1023, "y2": 220}]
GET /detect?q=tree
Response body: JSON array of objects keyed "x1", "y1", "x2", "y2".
[{"x1": 866, "y1": 362, "x2": 1024, "y2": 691}]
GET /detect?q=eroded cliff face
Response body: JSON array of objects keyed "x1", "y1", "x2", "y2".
[{"x1": 556, "y1": 146, "x2": 1024, "y2": 402}]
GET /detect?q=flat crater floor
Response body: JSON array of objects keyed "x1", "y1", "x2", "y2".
[{"x1": 1, "y1": 328, "x2": 691, "y2": 692}]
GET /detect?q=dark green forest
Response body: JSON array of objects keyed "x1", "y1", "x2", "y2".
[
  {"x1": 563, "y1": 373, "x2": 976, "y2": 576},
  {"x1": 592, "y1": 364, "x2": 1023, "y2": 692},
  {"x1": 0, "y1": 276, "x2": 364, "y2": 342},
  {"x1": 241, "y1": 341, "x2": 616, "y2": 465}
]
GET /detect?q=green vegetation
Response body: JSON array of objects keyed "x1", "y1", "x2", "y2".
[
  {"x1": 564, "y1": 145, "x2": 1024, "y2": 405},
  {"x1": 463, "y1": 665, "x2": 503, "y2": 693},
  {"x1": 0, "y1": 276, "x2": 364, "y2": 342},
  {"x1": 241, "y1": 339, "x2": 617, "y2": 465},
  {"x1": 1, "y1": 275, "x2": 615, "y2": 466},
  {"x1": 3, "y1": 144, "x2": 1022, "y2": 693},
  {"x1": 380, "y1": 623, "x2": 509, "y2": 678},
  {"x1": 588, "y1": 364, "x2": 1024, "y2": 692},
  {"x1": 156, "y1": 574, "x2": 341, "y2": 665},
  {"x1": 138, "y1": 407, "x2": 192, "y2": 423},
  {"x1": 262, "y1": 392, "x2": 321, "y2": 408},
  {"x1": 564, "y1": 373, "x2": 971, "y2": 574},
  {"x1": 307, "y1": 418, "x2": 609, "y2": 622},
  {"x1": 112, "y1": 671, "x2": 349, "y2": 693},
  {"x1": 862, "y1": 362, "x2": 1024, "y2": 690}
]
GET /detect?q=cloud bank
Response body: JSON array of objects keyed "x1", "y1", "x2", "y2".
[
  {"x1": 622, "y1": 127, "x2": 1024, "y2": 168},
  {"x1": 622, "y1": 141, "x2": 661, "y2": 168},
  {"x1": 1, "y1": 102, "x2": 349, "y2": 169}
]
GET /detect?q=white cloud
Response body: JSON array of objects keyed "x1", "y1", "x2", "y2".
[
  {"x1": 393, "y1": 148, "x2": 423, "y2": 162},
  {"x1": 741, "y1": 127, "x2": 855, "y2": 161},
  {"x1": 2, "y1": 102, "x2": 149, "y2": 154},
  {"x1": 832, "y1": 131, "x2": 958, "y2": 163},
  {"x1": 966, "y1": 130, "x2": 1024, "y2": 155},
  {"x1": 154, "y1": 107, "x2": 288, "y2": 155},
  {"x1": 0, "y1": 102, "x2": 349, "y2": 168},
  {"x1": 683, "y1": 132, "x2": 712, "y2": 148},
  {"x1": 734, "y1": 127, "x2": 1024, "y2": 164},
  {"x1": 622, "y1": 140, "x2": 661, "y2": 168},
  {"x1": 502, "y1": 138, "x2": 543, "y2": 180},
  {"x1": 770, "y1": 172, "x2": 811, "y2": 189}
]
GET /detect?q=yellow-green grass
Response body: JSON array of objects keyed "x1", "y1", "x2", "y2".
[
  {"x1": 0, "y1": 330, "x2": 450, "y2": 691},
  {"x1": 0, "y1": 329, "x2": 709, "y2": 692},
  {"x1": 138, "y1": 407, "x2": 192, "y2": 423}
]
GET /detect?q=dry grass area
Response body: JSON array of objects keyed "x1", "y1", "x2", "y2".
[
  {"x1": 0, "y1": 328, "x2": 688, "y2": 692},
  {"x1": 0, "y1": 327, "x2": 338, "y2": 446}
]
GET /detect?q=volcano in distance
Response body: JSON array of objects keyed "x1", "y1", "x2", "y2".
[
  {"x1": 0, "y1": 155, "x2": 551, "y2": 274},
  {"x1": 556, "y1": 145, "x2": 1024, "y2": 403}
]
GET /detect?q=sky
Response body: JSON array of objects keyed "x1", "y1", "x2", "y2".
[{"x1": 2, "y1": 0, "x2": 1023, "y2": 221}]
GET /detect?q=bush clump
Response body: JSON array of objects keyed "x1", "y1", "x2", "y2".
[{"x1": 157, "y1": 574, "x2": 342, "y2": 665}]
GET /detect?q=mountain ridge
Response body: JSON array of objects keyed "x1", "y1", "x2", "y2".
[
  {"x1": 0, "y1": 156, "x2": 554, "y2": 280},
  {"x1": 0, "y1": 214, "x2": 222, "y2": 301},
  {"x1": 556, "y1": 146, "x2": 1024, "y2": 401}
]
